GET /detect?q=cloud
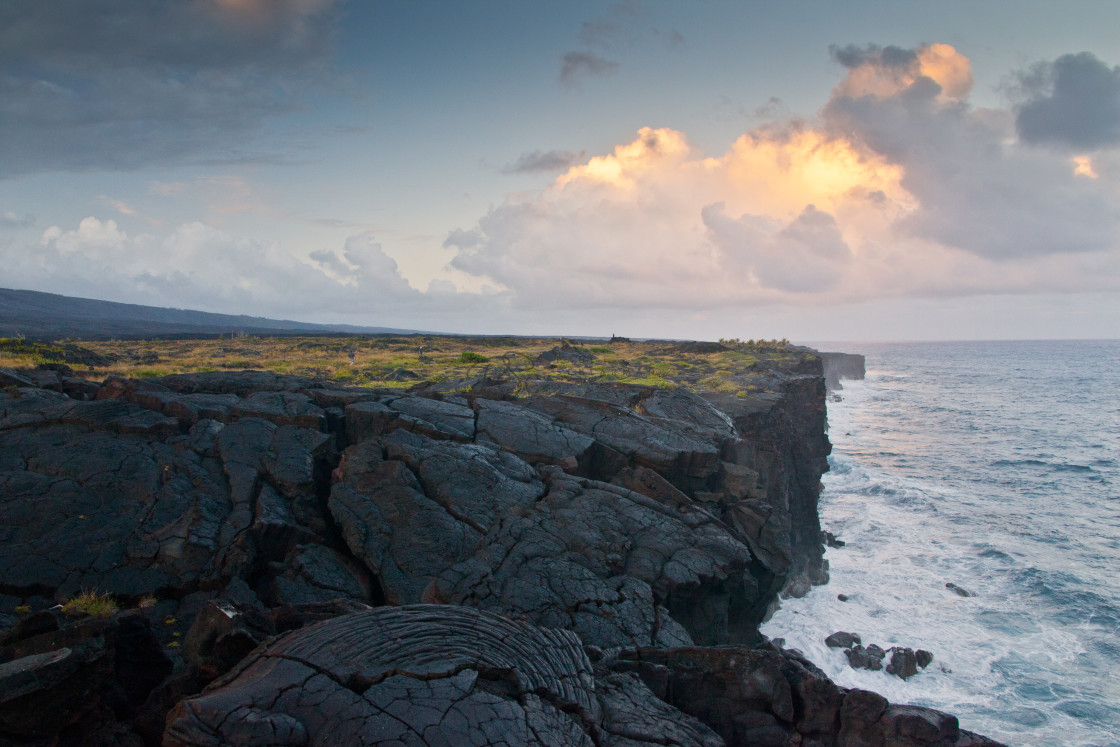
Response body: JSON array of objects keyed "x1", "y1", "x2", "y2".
[
  {"x1": 502, "y1": 149, "x2": 587, "y2": 174},
  {"x1": 0, "y1": 215, "x2": 507, "y2": 329},
  {"x1": 830, "y1": 42, "x2": 973, "y2": 100},
  {"x1": 447, "y1": 45, "x2": 1120, "y2": 311},
  {"x1": 825, "y1": 45, "x2": 1117, "y2": 260},
  {"x1": 98, "y1": 196, "x2": 137, "y2": 217},
  {"x1": 1014, "y1": 52, "x2": 1120, "y2": 149},
  {"x1": 1, "y1": 211, "x2": 35, "y2": 229},
  {"x1": 704, "y1": 204, "x2": 853, "y2": 293},
  {"x1": 562, "y1": 1, "x2": 680, "y2": 85},
  {"x1": 0, "y1": 0, "x2": 342, "y2": 177},
  {"x1": 559, "y1": 52, "x2": 620, "y2": 86}
]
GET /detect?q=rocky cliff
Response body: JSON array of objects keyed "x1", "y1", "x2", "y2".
[
  {"x1": 820, "y1": 352, "x2": 866, "y2": 392},
  {"x1": 0, "y1": 350, "x2": 999, "y2": 746}
]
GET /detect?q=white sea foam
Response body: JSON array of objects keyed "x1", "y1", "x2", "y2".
[{"x1": 763, "y1": 342, "x2": 1120, "y2": 747}]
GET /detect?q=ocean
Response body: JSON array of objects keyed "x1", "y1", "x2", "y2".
[{"x1": 761, "y1": 340, "x2": 1120, "y2": 746}]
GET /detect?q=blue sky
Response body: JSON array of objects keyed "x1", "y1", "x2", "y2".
[{"x1": 2, "y1": 0, "x2": 1119, "y2": 340}]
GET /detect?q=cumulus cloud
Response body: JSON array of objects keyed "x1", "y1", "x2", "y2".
[
  {"x1": 502, "y1": 150, "x2": 588, "y2": 174},
  {"x1": 559, "y1": 52, "x2": 620, "y2": 86},
  {"x1": 1014, "y1": 52, "x2": 1120, "y2": 149},
  {"x1": 0, "y1": 216, "x2": 499, "y2": 327},
  {"x1": 448, "y1": 45, "x2": 1120, "y2": 310},
  {"x1": 825, "y1": 44, "x2": 1117, "y2": 260},
  {"x1": 830, "y1": 43, "x2": 973, "y2": 100},
  {"x1": 0, "y1": 0, "x2": 341, "y2": 177}
]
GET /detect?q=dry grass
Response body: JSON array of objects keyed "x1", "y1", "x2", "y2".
[{"x1": 62, "y1": 589, "x2": 119, "y2": 618}]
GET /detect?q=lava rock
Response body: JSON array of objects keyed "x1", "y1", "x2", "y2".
[
  {"x1": 164, "y1": 605, "x2": 719, "y2": 746},
  {"x1": 825, "y1": 630, "x2": 861, "y2": 648},
  {"x1": 886, "y1": 647, "x2": 920, "y2": 680},
  {"x1": 428, "y1": 467, "x2": 754, "y2": 648}
]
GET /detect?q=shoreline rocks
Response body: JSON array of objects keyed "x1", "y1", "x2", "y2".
[{"x1": 827, "y1": 631, "x2": 935, "y2": 680}]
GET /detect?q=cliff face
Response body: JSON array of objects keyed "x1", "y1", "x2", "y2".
[
  {"x1": 820, "y1": 352, "x2": 867, "y2": 391},
  {"x1": 0, "y1": 354, "x2": 999, "y2": 746}
]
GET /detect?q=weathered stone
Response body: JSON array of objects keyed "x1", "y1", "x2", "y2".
[
  {"x1": 612, "y1": 646, "x2": 795, "y2": 741},
  {"x1": 838, "y1": 688, "x2": 889, "y2": 747},
  {"x1": 182, "y1": 597, "x2": 276, "y2": 681},
  {"x1": 344, "y1": 397, "x2": 471, "y2": 444},
  {"x1": 0, "y1": 368, "x2": 34, "y2": 388},
  {"x1": 0, "y1": 612, "x2": 168, "y2": 744},
  {"x1": 150, "y1": 370, "x2": 324, "y2": 397},
  {"x1": 165, "y1": 606, "x2": 609, "y2": 746},
  {"x1": 826, "y1": 630, "x2": 861, "y2": 648},
  {"x1": 476, "y1": 397, "x2": 597, "y2": 471},
  {"x1": 886, "y1": 647, "x2": 921, "y2": 680},
  {"x1": 387, "y1": 395, "x2": 476, "y2": 440},
  {"x1": 329, "y1": 432, "x2": 543, "y2": 605},
  {"x1": 266, "y1": 544, "x2": 373, "y2": 606},
  {"x1": 429, "y1": 467, "x2": 753, "y2": 648},
  {"x1": 231, "y1": 391, "x2": 327, "y2": 431},
  {"x1": 882, "y1": 704, "x2": 959, "y2": 745}
]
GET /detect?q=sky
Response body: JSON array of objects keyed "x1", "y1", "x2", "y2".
[{"x1": 2, "y1": 0, "x2": 1120, "y2": 341}]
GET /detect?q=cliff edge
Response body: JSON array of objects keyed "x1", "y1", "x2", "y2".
[{"x1": 0, "y1": 345, "x2": 1000, "y2": 745}]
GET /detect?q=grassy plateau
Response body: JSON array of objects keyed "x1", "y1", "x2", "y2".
[{"x1": 0, "y1": 334, "x2": 806, "y2": 397}]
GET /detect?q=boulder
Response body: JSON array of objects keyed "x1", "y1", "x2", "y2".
[
  {"x1": 886, "y1": 647, "x2": 920, "y2": 680},
  {"x1": 826, "y1": 630, "x2": 861, "y2": 648}
]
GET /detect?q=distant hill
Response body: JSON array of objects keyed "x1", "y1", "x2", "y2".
[{"x1": 0, "y1": 287, "x2": 417, "y2": 340}]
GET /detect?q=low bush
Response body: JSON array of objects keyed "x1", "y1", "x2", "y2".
[{"x1": 62, "y1": 589, "x2": 119, "y2": 618}]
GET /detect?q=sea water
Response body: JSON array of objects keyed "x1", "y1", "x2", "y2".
[{"x1": 761, "y1": 340, "x2": 1120, "y2": 746}]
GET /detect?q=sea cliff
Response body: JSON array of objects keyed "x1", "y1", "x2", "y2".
[{"x1": 0, "y1": 344, "x2": 999, "y2": 745}]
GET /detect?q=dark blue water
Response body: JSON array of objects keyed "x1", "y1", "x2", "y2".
[{"x1": 763, "y1": 340, "x2": 1120, "y2": 746}]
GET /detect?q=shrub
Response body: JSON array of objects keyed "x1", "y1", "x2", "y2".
[
  {"x1": 132, "y1": 368, "x2": 171, "y2": 379},
  {"x1": 698, "y1": 375, "x2": 740, "y2": 394},
  {"x1": 457, "y1": 351, "x2": 489, "y2": 364},
  {"x1": 62, "y1": 589, "x2": 119, "y2": 618}
]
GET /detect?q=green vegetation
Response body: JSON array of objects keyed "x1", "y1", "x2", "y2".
[
  {"x1": 1, "y1": 333, "x2": 801, "y2": 400},
  {"x1": 62, "y1": 589, "x2": 119, "y2": 618}
]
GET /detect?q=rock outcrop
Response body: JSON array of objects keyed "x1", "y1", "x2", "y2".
[
  {"x1": 820, "y1": 352, "x2": 866, "y2": 391},
  {"x1": 0, "y1": 353, "x2": 1003, "y2": 745}
]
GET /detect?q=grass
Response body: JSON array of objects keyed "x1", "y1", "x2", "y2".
[
  {"x1": 62, "y1": 589, "x2": 119, "y2": 618},
  {"x1": 1, "y1": 334, "x2": 807, "y2": 399}
]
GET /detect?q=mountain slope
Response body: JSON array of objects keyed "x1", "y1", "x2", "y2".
[{"x1": 0, "y1": 287, "x2": 416, "y2": 339}]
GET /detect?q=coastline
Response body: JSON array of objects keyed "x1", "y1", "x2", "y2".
[{"x1": 0, "y1": 341, "x2": 1001, "y2": 745}]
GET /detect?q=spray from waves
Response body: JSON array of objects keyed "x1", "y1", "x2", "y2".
[{"x1": 763, "y1": 343, "x2": 1120, "y2": 747}]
